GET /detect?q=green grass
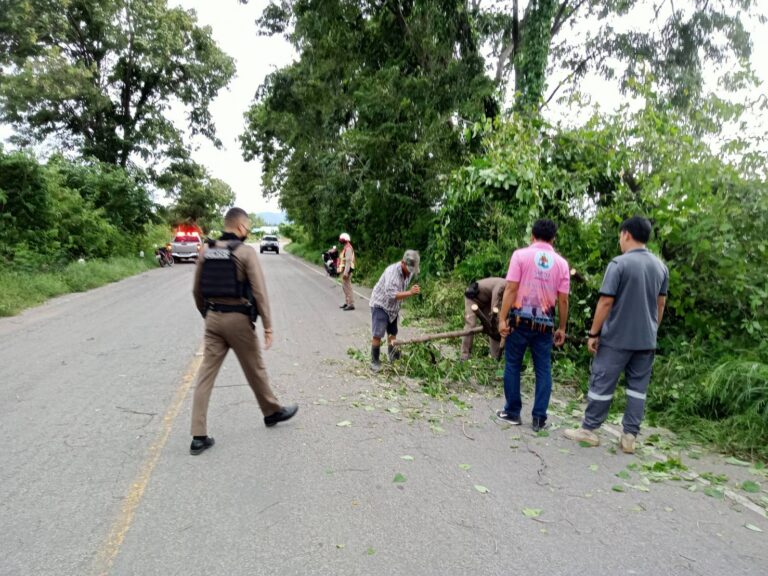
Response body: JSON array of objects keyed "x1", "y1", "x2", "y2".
[{"x1": 0, "y1": 256, "x2": 154, "y2": 317}]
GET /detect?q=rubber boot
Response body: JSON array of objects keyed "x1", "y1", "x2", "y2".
[
  {"x1": 371, "y1": 345, "x2": 382, "y2": 372},
  {"x1": 387, "y1": 345, "x2": 401, "y2": 362}
]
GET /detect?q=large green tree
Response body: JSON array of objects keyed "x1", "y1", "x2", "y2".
[
  {"x1": 157, "y1": 158, "x2": 235, "y2": 230},
  {"x1": 240, "y1": 0, "x2": 495, "y2": 253},
  {"x1": 0, "y1": 0, "x2": 235, "y2": 167}
]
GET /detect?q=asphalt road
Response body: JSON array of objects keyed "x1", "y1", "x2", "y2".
[{"x1": 1, "y1": 248, "x2": 766, "y2": 576}]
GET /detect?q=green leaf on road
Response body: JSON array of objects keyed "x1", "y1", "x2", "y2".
[
  {"x1": 742, "y1": 480, "x2": 761, "y2": 493},
  {"x1": 474, "y1": 485, "x2": 490, "y2": 494},
  {"x1": 744, "y1": 524, "x2": 763, "y2": 532},
  {"x1": 363, "y1": 405, "x2": 375, "y2": 412},
  {"x1": 589, "y1": 464, "x2": 599, "y2": 472},
  {"x1": 336, "y1": 544, "x2": 345, "y2": 549},
  {"x1": 336, "y1": 420, "x2": 352, "y2": 427},
  {"x1": 616, "y1": 470, "x2": 631, "y2": 480},
  {"x1": 387, "y1": 407, "x2": 400, "y2": 414},
  {"x1": 400, "y1": 455, "x2": 414, "y2": 461},
  {"x1": 704, "y1": 487, "x2": 725, "y2": 499},
  {"x1": 522, "y1": 508, "x2": 542, "y2": 517},
  {"x1": 612, "y1": 485, "x2": 625, "y2": 492},
  {"x1": 366, "y1": 547, "x2": 376, "y2": 555},
  {"x1": 578, "y1": 441, "x2": 594, "y2": 448},
  {"x1": 459, "y1": 464, "x2": 472, "y2": 471},
  {"x1": 725, "y1": 457, "x2": 751, "y2": 467},
  {"x1": 393, "y1": 473, "x2": 406, "y2": 483},
  {"x1": 536, "y1": 430, "x2": 550, "y2": 438}
]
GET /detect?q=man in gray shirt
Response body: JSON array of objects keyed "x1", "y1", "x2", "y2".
[{"x1": 565, "y1": 216, "x2": 669, "y2": 453}]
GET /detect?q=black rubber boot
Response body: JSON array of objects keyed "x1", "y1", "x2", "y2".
[{"x1": 371, "y1": 345, "x2": 382, "y2": 372}]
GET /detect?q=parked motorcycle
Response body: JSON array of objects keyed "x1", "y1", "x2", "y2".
[
  {"x1": 155, "y1": 244, "x2": 174, "y2": 267},
  {"x1": 322, "y1": 246, "x2": 339, "y2": 277}
]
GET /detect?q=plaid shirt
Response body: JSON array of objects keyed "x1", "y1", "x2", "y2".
[{"x1": 370, "y1": 262, "x2": 411, "y2": 322}]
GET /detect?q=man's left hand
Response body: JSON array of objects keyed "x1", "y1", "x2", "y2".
[
  {"x1": 554, "y1": 328, "x2": 566, "y2": 347},
  {"x1": 264, "y1": 331, "x2": 273, "y2": 350}
]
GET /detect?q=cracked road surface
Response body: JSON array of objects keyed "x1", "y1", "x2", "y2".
[{"x1": 1, "y1": 250, "x2": 766, "y2": 576}]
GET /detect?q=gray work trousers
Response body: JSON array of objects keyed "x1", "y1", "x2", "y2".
[{"x1": 582, "y1": 344, "x2": 655, "y2": 435}]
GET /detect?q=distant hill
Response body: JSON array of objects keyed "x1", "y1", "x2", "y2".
[{"x1": 255, "y1": 211, "x2": 287, "y2": 225}]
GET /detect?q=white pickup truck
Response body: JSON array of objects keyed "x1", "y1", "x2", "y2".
[{"x1": 170, "y1": 229, "x2": 202, "y2": 262}]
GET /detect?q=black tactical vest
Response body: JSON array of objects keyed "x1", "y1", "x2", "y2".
[{"x1": 200, "y1": 240, "x2": 249, "y2": 300}]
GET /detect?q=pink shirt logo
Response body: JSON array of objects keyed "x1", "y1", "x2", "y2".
[{"x1": 535, "y1": 251, "x2": 554, "y2": 271}]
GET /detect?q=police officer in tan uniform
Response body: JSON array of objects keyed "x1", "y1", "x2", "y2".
[
  {"x1": 189, "y1": 207, "x2": 298, "y2": 455},
  {"x1": 461, "y1": 277, "x2": 506, "y2": 361}
]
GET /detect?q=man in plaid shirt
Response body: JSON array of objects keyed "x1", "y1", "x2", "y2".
[{"x1": 369, "y1": 250, "x2": 421, "y2": 372}]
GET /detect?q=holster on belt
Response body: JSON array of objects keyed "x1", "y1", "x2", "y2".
[{"x1": 510, "y1": 314, "x2": 554, "y2": 334}]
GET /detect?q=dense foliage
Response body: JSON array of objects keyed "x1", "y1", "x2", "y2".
[
  {"x1": 424, "y1": 96, "x2": 768, "y2": 457},
  {"x1": 245, "y1": 0, "x2": 760, "y2": 253}
]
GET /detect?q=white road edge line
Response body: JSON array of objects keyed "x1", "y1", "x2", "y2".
[{"x1": 282, "y1": 249, "x2": 371, "y2": 302}]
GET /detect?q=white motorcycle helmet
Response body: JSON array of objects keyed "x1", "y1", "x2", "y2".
[{"x1": 339, "y1": 232, "x2": 351, "y2": 243}]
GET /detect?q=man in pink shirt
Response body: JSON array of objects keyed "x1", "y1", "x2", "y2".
[{"x1": 498, "y1": 219, "x2": 570, "y2": 431}]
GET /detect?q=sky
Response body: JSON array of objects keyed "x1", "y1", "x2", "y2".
[
  {"x1": 171, "y1": 0, "x2": 295, "y2": 215},
  {"x1": 2, "y1": 1, "x2": 766, "y2": 213}
]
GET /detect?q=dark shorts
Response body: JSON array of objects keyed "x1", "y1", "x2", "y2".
[{"x1": 371, "y1": 306, "x2": 398, "y2": 339}]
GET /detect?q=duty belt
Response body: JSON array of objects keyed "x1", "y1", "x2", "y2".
[
  {"x1": 206, "y1": 302, "x2": 252, "y2": 315},
  {"x1": 511, "y1": 315, "x2": 554, "y2": 334}
]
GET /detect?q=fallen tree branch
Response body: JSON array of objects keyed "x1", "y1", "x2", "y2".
[{"x1": 392, "y1": 326, "x2": 484, "y2": 346}]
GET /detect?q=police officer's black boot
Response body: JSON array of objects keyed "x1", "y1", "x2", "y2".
[
  {"x1": 371, "y1": 345, "x2": 382, "y2": 372},
  {"x1": 190, "y1": 436, "x2": 215, "y2": 455}
]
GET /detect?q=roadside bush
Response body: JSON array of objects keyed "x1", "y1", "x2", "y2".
[{"x1": 0, "y1": 149, "x2": 155, "y2": 267}]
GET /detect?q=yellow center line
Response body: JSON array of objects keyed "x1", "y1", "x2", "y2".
[{"x1": 92, "y1": 346, "x2": 204, "y2": 576}]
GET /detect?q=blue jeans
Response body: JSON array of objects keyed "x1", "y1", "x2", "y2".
[{"x1": 503, "y1": 325, "x2": 554, "y2": 420}]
